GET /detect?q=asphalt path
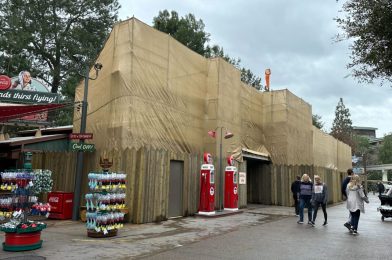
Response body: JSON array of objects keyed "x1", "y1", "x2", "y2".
[
  {"x1": 1, "y1": 194, "x2": 390, "y2": 260},
  {"x1": 143, "y1": 194, "x2": 391, "y2": 260}
]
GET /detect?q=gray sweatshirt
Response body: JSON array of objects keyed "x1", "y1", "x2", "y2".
[
  {"x1": 346, "y1": 185, "x2": 369, "y2": 213},
  {"x1": 312, "y1": 183, "x2": 328, "y2": 204}
]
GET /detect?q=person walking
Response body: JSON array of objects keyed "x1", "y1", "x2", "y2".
[
  {"x1": 311, "y1": 175, "x2": 328, "y2": 226},
  {"x1": 346, "y1": 174, "x2": 369, "y2": 235},
  {"x1": 291, "y1": 176, "x2": 301, "y2": 216},
  {"x1": 342, "y1": 168, "x2": 353, "y2": 230},
  {"x1": 297, "y1": 174, "x2": 313, "y2": 225},
  {"x1": 377, "y1": 182, "x2": 385, "y2": 196}
]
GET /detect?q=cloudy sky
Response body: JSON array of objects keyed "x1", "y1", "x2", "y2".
[{"x1": 118, "y1": 0, "x2": 392, "y2": 137}]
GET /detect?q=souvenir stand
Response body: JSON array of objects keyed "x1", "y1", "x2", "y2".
[
  {"x1": 0, "y1": 169, "x2": 52, "y2": 251},
  {"x1": 85, "y1": 159, "x2": 126, "y2": 238}
]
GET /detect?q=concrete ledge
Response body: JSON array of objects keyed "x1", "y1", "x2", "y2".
[{"x1": 194, "y1": 209, "x2": 244, "y2": 218}]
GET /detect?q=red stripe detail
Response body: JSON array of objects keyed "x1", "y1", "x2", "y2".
[{"x1": 5, "y1": 231, "x2": 41, "y2": 246}]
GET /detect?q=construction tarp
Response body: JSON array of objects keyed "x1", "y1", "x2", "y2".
[{"x1": 73, "y1": 18, "x2": 351, "y2": 171}]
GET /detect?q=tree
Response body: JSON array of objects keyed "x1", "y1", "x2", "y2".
[
  {"x1": 205, "y1": 44, "x2": 262, "y2": 89},
  {"x1": 205, "y1": 44, "x2": 241, "y2": 67},
  {"x1": 0, "y1": 0, "x2": 120, "y2": 94},
  {"x1": 153, "y1": 10, "x2": 210, "y2": 56},
  {"x1": 352, "y1": 135, "x2": 370, "y2": 156},
  {"x1": 153, "y1": 10, "x2": 263, "y2": 90},
  {"x1": 330, "y1": 98, "x2": 354, "y2": 147},
  {"x1": 336, "y1": 0, "x2": 392, "y2": 86},
  {"x1": 379, "y1": 134, "x2": 392, "y2": 164},
  {"x1": 312, "y1": 114, "x2": 325, "y2": 130},
  {"x1": 240, "y1": 68, "x2": 262, "y2": 89}
]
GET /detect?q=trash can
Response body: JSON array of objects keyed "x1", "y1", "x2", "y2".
[{"x1": 48, "y1": 192, "x2": 73, "y2": 220}]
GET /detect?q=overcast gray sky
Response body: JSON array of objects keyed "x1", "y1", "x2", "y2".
[{"x1": 118, "y1": 0, "x2": 392, "y2": 137}]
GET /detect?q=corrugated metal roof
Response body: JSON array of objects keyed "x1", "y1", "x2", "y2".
[{"x1": 17, "y1": 125, "x2": 73, "y2": 135}]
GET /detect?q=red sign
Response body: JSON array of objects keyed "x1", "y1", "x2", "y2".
[
  {"x1": 0, "y1": 75, "x2": 11, "y2": 90},
  {"x1": 69, "y1": 133, "x2": 93, "y2": 140}
]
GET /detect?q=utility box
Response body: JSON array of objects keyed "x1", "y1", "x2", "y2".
[{"x1": 48, "y1": 192, "x2": 73, "y2": 220}]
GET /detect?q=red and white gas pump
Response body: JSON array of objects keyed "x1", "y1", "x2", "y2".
[
  {"x1": 198, "y1": 153, "x2": 215, "y2": 215},
  {"x1": 224, "y1": 155, "x2": 238, "y2": 211}
]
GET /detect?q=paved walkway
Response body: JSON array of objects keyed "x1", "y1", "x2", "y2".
[{"x1": 0, "y1": 194, "x2": 390, "y2": 259}]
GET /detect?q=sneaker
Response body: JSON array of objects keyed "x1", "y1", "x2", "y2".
[
  {"x1": 323, "y1": 221, "x2": 328, "y2": 226},
  {"x1": 308, "y1": 221, "x2": 315, "y2": 226},
  {"x1": 297, "y1": 220, "x2": 304, "y2": 224},
  {"x1": 344, "y1": 222, "x2": 351, "y2": 230},
  {"x1": 295, "y1": 214, "x2": 299, "y2": 217},
  {"x1": 352, "y1": 230, "x2": 358, "y2": 235}
]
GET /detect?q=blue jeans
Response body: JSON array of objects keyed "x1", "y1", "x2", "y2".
[
  {"x1": 299, "y1": 198, "x2": 312, "y2": 222},
  {"x1": 350, "y1": 210, "x2": 360, "y2": 230}
]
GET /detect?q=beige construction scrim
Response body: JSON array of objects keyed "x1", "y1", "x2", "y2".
[{"x1": 73, "y1": 18, "x2": 351, "y2": 172}]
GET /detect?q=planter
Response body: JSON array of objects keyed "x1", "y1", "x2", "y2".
[
  {"x1": 3, "y1": 231, "x2": 43, "y2": 251},
  {"x1": 87, "y1": 229, "x2": 118, "y2": 238}
]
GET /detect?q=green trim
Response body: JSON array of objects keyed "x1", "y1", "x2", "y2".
[
  {"x1": 24, "y1": 139, "x2": 69, "y2": 152},
  {"x1": 0, "y1": 89, "x2": 59, "y2": 104},
  {"x1": 2, "y1": 240, "x2": 43, "y2": 251}
]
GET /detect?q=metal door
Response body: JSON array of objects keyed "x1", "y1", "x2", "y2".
[{"x1": 168, "y1": 160, "x2": 184, "y2": 218}]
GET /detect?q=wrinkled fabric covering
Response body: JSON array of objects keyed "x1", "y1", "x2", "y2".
[{"x1": 73, "y1": 18, "x2": 351, "y2": 171}]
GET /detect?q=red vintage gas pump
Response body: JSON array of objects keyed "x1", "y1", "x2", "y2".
[
  {"x1": 224, "y1": 155, "x2": 238, "y2": 211},
  {"x1": 198, "y1": 153, "x2": 215, "y2": 215}
]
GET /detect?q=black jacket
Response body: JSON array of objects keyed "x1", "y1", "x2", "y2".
[
  {"x1": 291, "y1": 180, "x2": 301, "y2": 195},
  {"x1": 341, "y1": 176, "x2": 351, "y2": 197},
  {"x1": 378, "y1": 183, "x2": 385, "y2": 193}
]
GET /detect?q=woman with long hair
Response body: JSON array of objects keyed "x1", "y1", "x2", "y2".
[{"x1": 346, "y1": 174, "x2": 369, "y2": 235}]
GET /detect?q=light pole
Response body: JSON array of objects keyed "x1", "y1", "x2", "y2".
[
  {"x1": 72, "y1": 62, "x2": 103, "y2": 221},
  {"x1": 208, "y1": 127, "x2": 234, "y2": 211}
]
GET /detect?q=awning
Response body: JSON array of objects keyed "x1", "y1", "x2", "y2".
[
  {"x1": 231, "y1": 146, "x2": 271, "y2": 162},
  {"x1": 242, "y1": 148, "x2": 270, "y2": 161},
  {"x1": 0, "y1": 104, "x2": 66, "y2": 122}
]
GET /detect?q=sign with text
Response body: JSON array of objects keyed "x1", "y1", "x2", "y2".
[
  {"x1": 0, "y1": 89, "x2": 59, "y2": 104},
  {"x1": 70, "y1": 142, "x2": 95, "y2": 152},
  {"x1": 69, "y1": 133, "x2": 93, "y2": 140},
  {"x1": 239, "y1": 172, "x2": 246, "y2": 184}
]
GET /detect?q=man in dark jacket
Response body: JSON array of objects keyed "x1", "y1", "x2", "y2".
[
  {"x1": 377, "y1": 182, "x2": 385, "y2": 196},
  {"x1": 291, "y1": 176, "x2": 301, "y2": 216},
  {"x1": 341, "y1": 168, "x2": 353, "y2": 200},
  {"x1": 342, "y1": 168, "x2": 353, "y2": 230}
]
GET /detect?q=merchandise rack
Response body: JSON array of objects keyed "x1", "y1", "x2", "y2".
[
  {"x1": 0, "y1": 169, "x2": 47, "y2": 251},
  {"x1": 85, "y1": 159, "x2": 126, "y2": 238}
]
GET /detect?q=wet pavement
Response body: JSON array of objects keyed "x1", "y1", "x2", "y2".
[{"x1": 0, "y1": 194, "x2": 390, "y2": 260}]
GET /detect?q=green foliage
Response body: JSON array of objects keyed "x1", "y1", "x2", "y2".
[
  {"x1": 336, "y1": 0, "x2": 392, "y2": 86},
  {"x1": 153, "y1": 10, "x2": 209, "y2": 56},
  {"x1": 240, "y1": 68, "x2": 262, "y2": 89},
  {"x1": 379, "y1": 134, "x2": 392, "y2": 164},
  {"x1": 153, "y1": 10, "x2": 262, "y2": 90},
  {"x1": 367, "y1": 171, "x2": 382, "y2": 180},
  {"x1": 52, "y1": 104, "x2": 74, "y2": 126},
  {"x1": 205, "y1": 45, "x2": 241, "y2": 67},
  {"x1": 352, "y1": 135, "x2": 370, "y2": 155},
  {"x1": 312, "y1": 114, "x2": 324, "y2": 130},
  {"x1": 330, "y1": 98, "x2": 354, "y2": 147},
  {"x1": 0, "y1": 0, "x2": 120, "y2": 94}
]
